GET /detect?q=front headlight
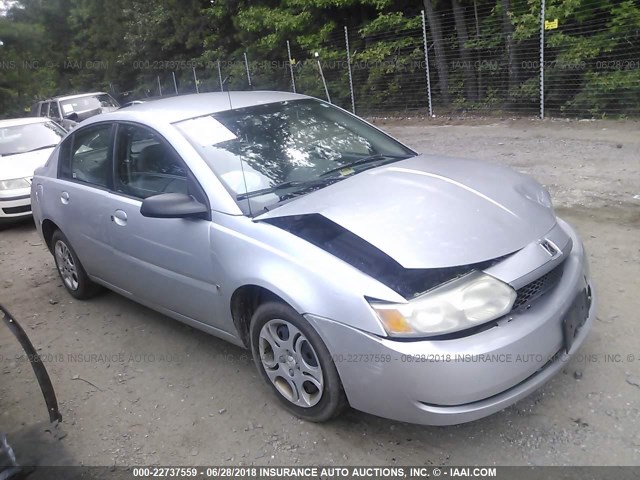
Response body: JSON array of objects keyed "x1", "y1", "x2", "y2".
[
  {"x1": 370, "y1": 271, "x2": 517, "y2": 337},
  {"x1": 0, "y1": 178, "x2": 30, "y2": 190}
]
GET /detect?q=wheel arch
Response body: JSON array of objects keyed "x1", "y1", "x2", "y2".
[
  {"x1": 229, "y1": 284, "x2": 293, "y2": 348},
  {"x1": 41, "y1": 218, "x2": 61, "y2": 253}
]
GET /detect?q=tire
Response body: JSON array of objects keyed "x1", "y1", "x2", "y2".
[
  {"x1": 51, "y1": 230, "x2": 102, "y2": 300},
  {"x1": 250, "y1": 301, "x2": 348, "y2": 422}
]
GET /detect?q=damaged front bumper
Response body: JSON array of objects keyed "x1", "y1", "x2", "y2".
[{"x1": 306, "y1": 219, "x2": 595, "y2": 426}]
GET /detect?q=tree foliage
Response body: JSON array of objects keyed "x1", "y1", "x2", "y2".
[{"x1": 0, "y1": 0, "x2": 638, "y2": 117}]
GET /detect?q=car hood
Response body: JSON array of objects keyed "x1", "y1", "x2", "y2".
[
  {"x1": 256, "y1": 155, "x2": 557, "y2": 269},
  {"x1": 0, "y1": 148, "x2": 53, "y2": 181}
]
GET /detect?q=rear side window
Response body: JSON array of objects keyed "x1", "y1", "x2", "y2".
[
  {"x1": 39, "y1": 102, "x2": 49, "y2": 117},
  {"x1": 59, "y1": 124, "x2": 113, "y2": 188}
]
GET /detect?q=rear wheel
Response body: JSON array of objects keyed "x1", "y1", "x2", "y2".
[
  {"x1": 250, "y1": 301, "x2": 348, "y2": 422},
  {"x1": 51, "y1": 230, "x2": 102, "y2": 300}
]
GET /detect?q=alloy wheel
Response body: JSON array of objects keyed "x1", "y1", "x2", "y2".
[
  {"x1": 258, "y1": 319, "x2": 324, "y2": 408},
  {"x1": 54, "y1": 240, "x2": 79, "y2": 291}
]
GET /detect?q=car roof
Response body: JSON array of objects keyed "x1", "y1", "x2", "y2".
[
  {"x1": 0, "y1": 117, "x2": 52, "y2": 127},
  {"x1": 43, "y1": 92, "x2": 109, "y2": 102},
  {"x1": 94, "y1": 91, "x2": 312, "y2": 124}
]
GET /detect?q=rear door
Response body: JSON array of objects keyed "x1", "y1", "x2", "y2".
[
  {"x1": 53, "y1": 122, "x2": 117, "y2": 282},
  {"x1": 103, "y1": 122, "x2": 223, "y2": 327}
]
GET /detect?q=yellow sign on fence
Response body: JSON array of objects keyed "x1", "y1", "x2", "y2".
[{"x1": 545, "y1": 19, "x2": 559, "y2": 30}]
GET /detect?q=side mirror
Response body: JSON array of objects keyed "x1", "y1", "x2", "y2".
[
  {"x1": 140, "y1": 193, "x2": 208, "y2": 219},
  {"x1": 64, "y1": 112, "x2": 79, "y2": 122}
]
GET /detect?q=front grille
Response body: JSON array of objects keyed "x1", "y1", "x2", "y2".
[
  {"x1": 513, "y1": 262, "x2": 564, "y2": 310},
  {"x1": 2, "y1": 205, "x2": 31, "y2": 215}
]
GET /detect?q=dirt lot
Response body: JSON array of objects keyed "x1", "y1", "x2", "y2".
[{"x1": 1, "y1": 118, "x2": 639, "y2": 468}]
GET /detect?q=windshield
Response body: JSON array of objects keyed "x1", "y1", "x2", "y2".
[
  {"x1": 0, "y1": 121, "x2": 66, "y2": 156},
  {"x1": 175, "y1": 99, "x2": 414, "y2": 215},
  {"x1": 60, "y1": 93, "x2": 120, "y2": 115}
]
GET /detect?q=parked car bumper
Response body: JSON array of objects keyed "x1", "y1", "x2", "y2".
[
  {"x1": 0, "y1": 187, "x2": 32, "y2": 221},
  {"x1": 306, "y1": 221, "x2": 595, "y2": 426}
]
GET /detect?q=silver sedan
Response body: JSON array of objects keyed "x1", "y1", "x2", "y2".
[{"x1": 31, "y1": 92, "x2": 595, "y2": 425}]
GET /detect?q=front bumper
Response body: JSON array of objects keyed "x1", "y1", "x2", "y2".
[
  {"x1": 307, "y1": 221, "x2": 595, "y2": 426},
  {"x1": 0, "y1": 187, "x2": 32, "y2": 220}
]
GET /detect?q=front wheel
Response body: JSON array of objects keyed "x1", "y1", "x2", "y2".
[{"x1": 250, "y1": 302, "x2": 348, "y2": 422}]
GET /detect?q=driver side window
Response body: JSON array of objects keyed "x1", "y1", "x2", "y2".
[{"x1": 114, "y1": 124, "x2": 187, "y2": 199}]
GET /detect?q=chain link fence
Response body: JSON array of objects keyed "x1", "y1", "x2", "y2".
[{"x1": 128, "y1": 1, "x2": 640, "y2": 119}]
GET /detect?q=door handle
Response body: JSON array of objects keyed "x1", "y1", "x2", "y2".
[
  {"x1": 60, "y1": 191, "x2": 70, "y2": 204},
  {"x1": 111, "y1": 209, "x2": 128, "y2": 226}
]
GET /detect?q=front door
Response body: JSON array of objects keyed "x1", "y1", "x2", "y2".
[{"x1": 104, "y1": 122, "x2": 223, "y2": 328}]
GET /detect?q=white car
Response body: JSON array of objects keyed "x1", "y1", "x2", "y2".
[{"x1": 0, "y1": 118, "x2": 66, "y2": 223}]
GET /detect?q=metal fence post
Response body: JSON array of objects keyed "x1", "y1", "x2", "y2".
[
  {"x1": 286, "y1": 40, "x2": 296, "y2": 93},
  {"x1": 172, "y1": 71, "x2": 178, "y2": 94},
  {"x1": 243, "y1": 52, "x2": 252, "y2": 88},
  {"x1": 217, "y1": 60, "x2": 224, "y2": 92},
  {"x1": 540, "y1": 0, "x2": 545, "y2": 119},
  {"x1": 193, "y1": 67, "x2": 199, "y2": 93},
  {"x1": 344, "y1": 26, "x2": 356, "y2": 114},
  {"x1": 420, "y1": 10, "x2": 434, "y2": 117}
]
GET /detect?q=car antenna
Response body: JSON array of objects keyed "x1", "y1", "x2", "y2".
[
  {"x1": 239, "y1": 152, "x2": 252, "y2": 217},
  {"x1": 223, "y1": 74, "x2": 248, "y2": 213},
  {"x1": 227, "y1": 89, "x2": 233, "y2": 110},
  {"x1": 222, "y1": 74, "x2": 233, "y2": 110}
]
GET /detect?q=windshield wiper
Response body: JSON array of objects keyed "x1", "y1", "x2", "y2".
[
  {"x1": 23, "y1": 145, "x2": 58, "y2": 153},
  {"x1": 237, "y1": 154, "x2": 410, "y2": 202},
  {"x1": 237, "y1": 176, "x2": 343, "y2": 201},
  {"x1": 319, "y1": 153, "x2": 410, "y2": 178}
]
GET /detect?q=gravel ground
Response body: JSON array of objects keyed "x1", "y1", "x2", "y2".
[{"x1": 0, "y1": 117, "x2": 639, "y2": 468}]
